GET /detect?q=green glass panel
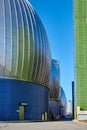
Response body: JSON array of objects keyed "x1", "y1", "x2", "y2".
[{"x1": 75, "y1": 0, "x2": 87, "y2": 110}]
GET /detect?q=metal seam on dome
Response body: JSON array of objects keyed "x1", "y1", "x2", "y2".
[
  {"x1": 8, "y1": 0, "x2": 11, "y2": 75},
  {"x1": 33, "y1": 17, "x2": 39, "y2": 81},
  {"x1": 29, "y1": 5, "x2": 37, "y2": 80},
  {"x1": 10, "y1": 0, "x2": 14, "y2": 76},
  {"x1": 15, "y1": 0, "x2": 22, "y2": 77},
  {"x1": 13, "y1": 0, "x2": 19, "y2": 76},
  {"x1": 40, "y1": 20, "x2": 46, "y2": 84},
  {"x1": 3, "y1": 0, "x2": 5, "y2": 76},
  {"x1": 36, "y1": 14, "x2": 42, "y2": 83},
  {"x1": 3, "y1": 0, "x2": 5, "y2": 75},
  {"x1": 46, "y1": 29, "x2": 51, "y2": 86},
  {"x1": 9, "y1": 0, "x2": 12, "y2": 75},
  {"x1": 20, "y1": 0, "x2": 29, "y2": 80},
  {"x1": 30, "y1": 9, "x2": 38, "y2": 81},
  {"x1": 4, "y1": 0, "x2": 11, "y2": 76},
  {"x1": 37, "y1": 17, "x2": 44, "y2": 83},
  {"x1": 17, "y1": 0, "x2": 25, "y2": 79},
  {"x1": 27, "y1": 4, "x2": 35, "y2": 80},
  {"x1": 22, "y1": 0, "x2": 30, "y2": 80},
  {"x1": 41, "y1": 25, "x2": 48, "y2": 86},
  {"x1": 33, "y1": 13, "x2": 40, "y2": 82},
  {"x1": 26, "y1": 4, "x2": 33, "y2": 80},
  {"x1": 37, "y1": 16, "x2": 43, "y2": 83},
  {"x1": 25, "y1": 2, "x2": 34, "y2": 80},
  {"x1": 34, "y1": 13, "x2": 43, "y2": 83},
  {"x1": 40, "y1": 21, "x2": 47, "y2": 85},
  {"x1": 0, "y1": 1, "x2": 2, "y2": 73},
  {"x1": 44, "y1": 24, "x2": 48, "y2": 86},
  {"x1": 23, "y1": 1, "x2": 31, "y2": 80},
  {"x1": 28, "y1": 7, "x2": 36, "y2": 80}
]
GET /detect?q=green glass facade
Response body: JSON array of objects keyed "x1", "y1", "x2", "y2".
[{"x1": 74, "y1": 0, "x2": 87, "y2": 110}]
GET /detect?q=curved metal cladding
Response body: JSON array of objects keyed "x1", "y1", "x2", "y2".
[
  {"x1": 60, "y1": 87, "x2": 67, "y2": 107},
  {"x1": 49, "y1": 59, "x2": 60, "y2": 100},
  {"x1": 0, "y1": 0, "x2": 51, "y2": 87},
  {"x1": 60, "y1": 87, "x2": 67, "y2": 106},
  {"x1": 60, "y1": 87, "x2": 67, "y2": 117}
]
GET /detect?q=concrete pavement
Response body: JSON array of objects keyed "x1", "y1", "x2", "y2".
[{"x1": 0, "y1": 121, "x2": 87, "y2": 130}]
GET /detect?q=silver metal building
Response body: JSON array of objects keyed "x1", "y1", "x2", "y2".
[
  {"x1": 49, "y1": 59, "x2": 60, "y2": 100},
  {"x1": 0, "y1": 0, "x2": 51, "y2": 121},
  {"x1": 49, "y1": 59, "x2": 61, "y2": 120},
  {"x1": 60, "y1": 87, "x2": 67, "y2": 117},
  {"x1": 0, "y1": 0, "x2": 51, "y2": 87}
]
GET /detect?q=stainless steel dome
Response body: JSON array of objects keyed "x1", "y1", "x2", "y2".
[
  {"x1": 0, "y1": 0, "x2": 51, "y2": 87},
  {"x1": 49, "y1": 59, "x2": 60, "y2": 100}
]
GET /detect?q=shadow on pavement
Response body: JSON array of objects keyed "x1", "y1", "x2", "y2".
[{"x1": 0, "y1": 117, "x2": 73, "y2": 123}]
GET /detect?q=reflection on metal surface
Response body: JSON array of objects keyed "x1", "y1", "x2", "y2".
[
  {"x1": 60, "y1": 87, "x2": 67, "y2": 107},
  {"x1": 60, "y1": 87, "x2": 67, "y2": 117},
  {"x1": 0, "y1": 0, "x2": 51, "y2": 87},
  {"x1": 49, "y1": 59, "x2": 60, "y2": 100}
]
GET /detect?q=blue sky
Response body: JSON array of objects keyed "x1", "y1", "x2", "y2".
[{"x1": 29, "y1": 0, "x2": 74, "y2": 102}]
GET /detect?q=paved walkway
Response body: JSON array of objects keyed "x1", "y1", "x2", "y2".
[{"x1": 0, "y1": 121, "x2": 87, "y2": 130}]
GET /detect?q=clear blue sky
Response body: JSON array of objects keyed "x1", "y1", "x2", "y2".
[{"x1": 29, "y1": 0, "x2": 74, "y2": 102}]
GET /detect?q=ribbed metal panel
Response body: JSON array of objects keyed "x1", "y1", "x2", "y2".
[
  {"x1": 49, "y1": 59, "x2": 60, "y2": 100},
  {"x1": 0, "y1": 0, "x2": 51, "y2": 88}
]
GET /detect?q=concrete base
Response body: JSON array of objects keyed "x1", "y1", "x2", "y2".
[{"x1": 78, "y1": 111, "x2": 87, "y2": 120}]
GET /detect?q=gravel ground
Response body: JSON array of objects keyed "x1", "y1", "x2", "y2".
[{"x1": 0, "y1": 121, "x2": 87, "y2": 130}]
